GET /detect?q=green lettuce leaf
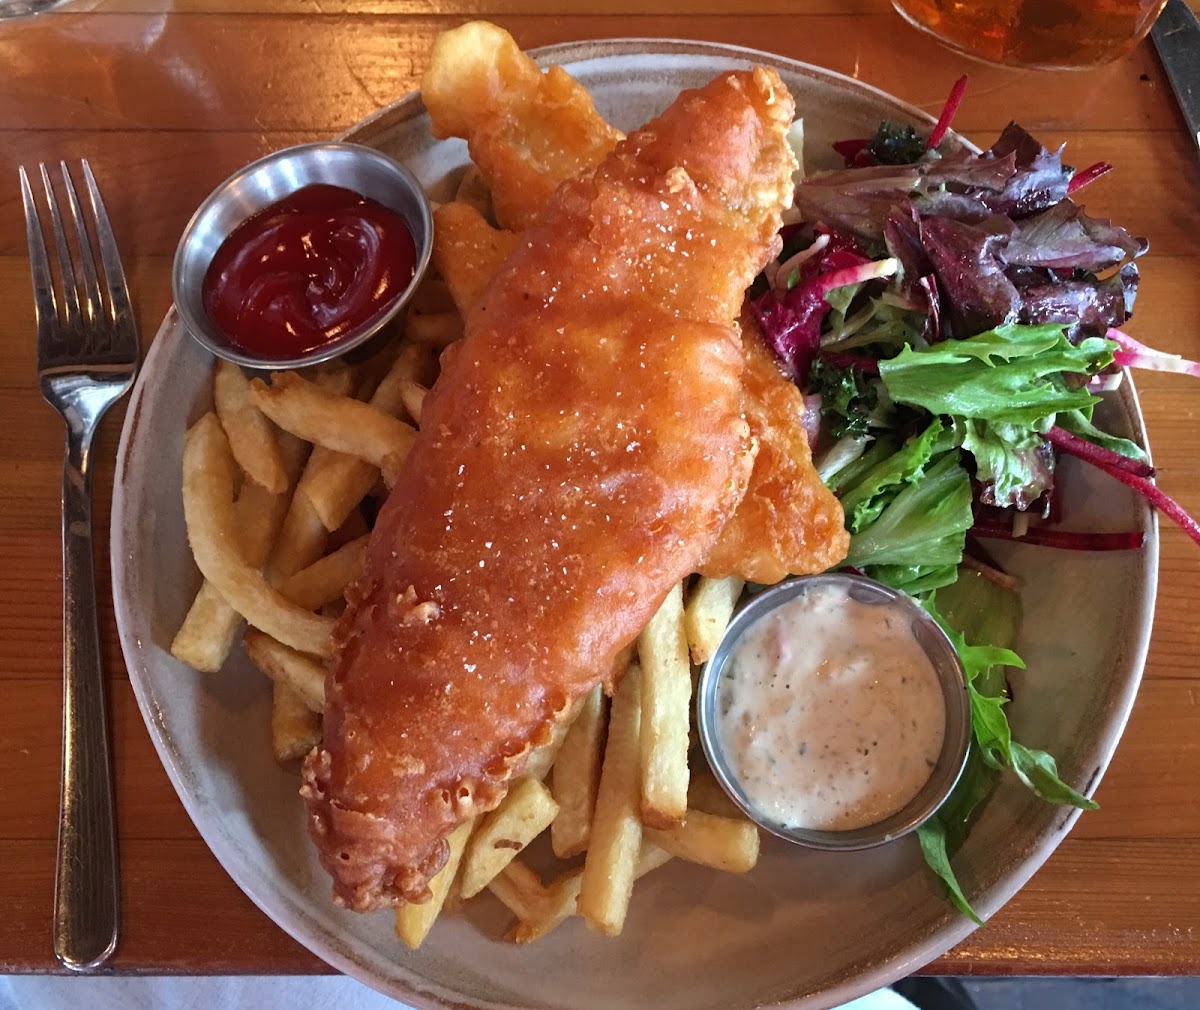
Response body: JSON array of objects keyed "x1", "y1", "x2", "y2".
[
  {"x1": 936, "y1": 570, "x2": 1021, "y2": 696},
  {"x1": 962, "y1": 419, "x2": 1055, "y2": 510},
  {"x1": 1056, "y1": 407, "x2": 1149, "y2": 464},
  {"x1": 878, "y1": 323, "x2": 1115, "y2": 427},
  {"x1": 916, "y1": 578, "x2": 1096, "y2": 924},
  {"x1": 826, "y1": 434, "x2": 898, "y2": 494},
  {"x1": 917, "y1": 818, "x2": 985, "y2": 927},
  {"x1": 1009, "y1": 742, "x2": 1098, "y2": 809},
  {"x1": 845, "y1": 450, "x2": 974, "y2": 568},
  {"x1": 840, "y1": 419, "x2": 946, "y2": 532},
  {"x1": 823, "y1": 291, "x2": 926, "y2": 353},
  {"x1": 865, "y1": 562, "x2": 960, "y2": 595}
]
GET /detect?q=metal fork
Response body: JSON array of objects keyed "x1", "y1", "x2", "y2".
[{"x1": 21, "y1": 160, "x2": 138, "y2": 971}]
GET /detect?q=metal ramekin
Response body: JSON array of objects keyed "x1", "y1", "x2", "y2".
[
  {"x1": 696, "y1": 572, "x2": 972, "y2": 851},
  {"x1": 172, "y1": 142, "x2": 433, "y2": 370}
]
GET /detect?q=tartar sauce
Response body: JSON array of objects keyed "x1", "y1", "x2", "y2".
[{"x1": 716, "y1": 581, "x2": 945, "y2": 832}]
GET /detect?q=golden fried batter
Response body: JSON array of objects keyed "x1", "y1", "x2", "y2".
[
  {"x1": 425, "y1": 26, "x2": 846, "y2": 583},
  {"x1": 423, "y1": 21, "x2": 624, "y2": 231},
  {"x1": 431, "y1": 201, "x2": 520, "y2": 318},
  {"x1": 302, "y1": 67, "x2": 797, "y2": 912},
  {"x1": 700, "y1": 311, "x2": 850, "y2": 583}
]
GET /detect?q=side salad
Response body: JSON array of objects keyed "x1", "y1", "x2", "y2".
[{"x1": 762, "y1": 80, "x2": 1200, "y2": 922}]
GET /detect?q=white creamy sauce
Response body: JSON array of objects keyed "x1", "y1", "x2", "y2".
[{"x1": 716, "y1": 582, "x2": 946, "y2": 832}]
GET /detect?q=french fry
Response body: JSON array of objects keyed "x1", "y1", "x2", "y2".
[
  {"x1": 432, "y1": 201, "x2": 520, "y2": 317},
  {"x1": 212, "y1": 358, "x2": 288, "y2": 494},
  {"x1": 458, "y1": 778, "x2": 559, "y2": 899},
  {"x1": 488, "y1": 858, "x2": 552, "y2": 923},
  {"x1": 577, "y1": 661, "x2": 643, "y2": 936},
  {"x1": 250, "y1": 371, "x2": 417, "y2": 471},
  {"x1": 505, "y1": 866, "x2": 579, "y2": 945},
  {"x1": 262, "y1": 369, "x2": 359, "y2": 581},
  {"x1": 399, "y1": 378, "x2": 427, "y2": 427},
  {"x1": 550, "y1": 684, "x2": 607, "y2": 858},
  {"x1": 684, "y1": 576, "x2": 744, "y2": 665},
  {"x1": 169, "y1": 582, "x2": 242, "y2": 673},
  {"x1": 302, "y1": 343, "x2": 431, "y2": 531},
  {"x1": 278, "y1": 536, "x2": 368, "y2": 611},
  {"x1": 395, "y1": 819, "x2": 474, "y2": 950},
  {"x1": 687, "y1": 767, "x2": 750, "y2": 821},
  {"x1": 522, "y1": 704, "x2": 578, "y2": 783},
  {"x1": 638, "y1": 583, "x2": 691, "y2": 828},
  {"x1": 635, "y1": 840, "x2": 674, "y2": 878},
  {"x1": 182, "y1": 414, "x2": 334, "y2": 657},
  {"x1": 506, "y1": 840, "x2": 672, "y2": 944},
  {"x1": 644, "y1": 809, "x2": 760, "y2": 874},
  {"x1": 243, "y1": 628, "x2": 327, "y2": 712},
  {"x1": 327, "y1": 507, "x2": 369, "y2": 550},
  {"x1": 172, "y1": 433, "x2": 308, "y2": 672},
  {"x1": 266, "y1": 485, "x2": 330, "y2": 583},
  {"x1": 307, "y1": 358, "x2": 357, "y2": 396},
  {"x1": 405, "y1": 310, "x2": 463, "y2": 348},
  {"x1": 271, "y1": 682, "x2": 322, "y2": 762}
]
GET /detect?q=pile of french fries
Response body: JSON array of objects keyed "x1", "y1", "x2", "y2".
[{"x1": 172, "y1": 166, "x2": 761, "y2": 950}]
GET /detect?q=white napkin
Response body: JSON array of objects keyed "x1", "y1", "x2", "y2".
[{"x1": 0, "y1": 975, "x2": 917, "y2": 1010}]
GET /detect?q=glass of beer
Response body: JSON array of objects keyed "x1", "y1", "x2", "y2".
[{"x1": 893, "y1": 0, "x2": 1169, "y2": 70}]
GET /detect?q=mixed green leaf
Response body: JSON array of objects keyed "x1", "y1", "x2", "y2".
[{"x1": 756, "y1": 92, "x2": 1198, "y2": 924}]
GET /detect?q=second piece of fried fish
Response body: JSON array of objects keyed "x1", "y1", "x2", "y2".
[
  {"x1": 425, "y1": 22, "x2": 849, "y2": 584},
  {"x1": 302, "y1": 66, "x2": 797, "y2": 912}
]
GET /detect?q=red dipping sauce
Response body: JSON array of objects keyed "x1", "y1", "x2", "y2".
[{"x1": 202, "y1": 184, "x2": 417, "y2": 360}]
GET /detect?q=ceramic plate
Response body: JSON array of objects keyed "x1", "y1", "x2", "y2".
[{"x1": 111, "y1": 40, "x2": 1158, "y2": 1010}]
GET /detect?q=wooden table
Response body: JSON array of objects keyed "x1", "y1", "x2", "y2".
[{"x1": 3, "y1": 0, "x2": 1199, "y2": 981}]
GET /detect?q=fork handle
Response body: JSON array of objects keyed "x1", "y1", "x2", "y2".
[{"x1": 53, "y1": 427, "x2": 120, "y2": 972}]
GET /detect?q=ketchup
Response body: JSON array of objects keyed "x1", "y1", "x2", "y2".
[{"x1": 202, "y1": 184, "x2": 417, "y2": 359}]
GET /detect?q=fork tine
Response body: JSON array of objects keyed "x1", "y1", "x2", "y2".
[
  {"x1": 60, "y1": 161, "x2": 104, "y2": 328},
  {"x1": 81, "y1": 160, "x2": 135, "y2": 344},
  {"x1": 40, "y1": 163, "x2": 78, "y2": 329},
  {"x1": 19, "y1": 166, "x2": 58, "y2": 342}
]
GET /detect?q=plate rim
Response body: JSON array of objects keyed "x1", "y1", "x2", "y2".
[{"x1": 111, "y1": 37, "x2": 1159, "y2": 1010}]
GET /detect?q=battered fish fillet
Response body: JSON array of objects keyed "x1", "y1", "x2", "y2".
[
  {"x1": 422, "y1": 21, "x2": 624, "y2": 231},
  {"x1": 302, "y1": 67, "x2": 797, "y2": 912},
  {"x1": 698, "y1": 311, "x2": 850, "y2": 583},
  {"x1": 426, "y1": 22, "x2": 848, "y2": 585}
]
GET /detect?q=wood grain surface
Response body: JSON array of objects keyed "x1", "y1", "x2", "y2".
[{"x1": 3, "y1": 0, "x2": 1200, "y2": 980}]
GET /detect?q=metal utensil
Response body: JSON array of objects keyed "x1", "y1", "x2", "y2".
[
  {"x1": 1151, "y1": 0, "x2": 1200, "y2": 156},
  {"x1": 21, "y1": 160, "x2": 137, "y2": 971}
]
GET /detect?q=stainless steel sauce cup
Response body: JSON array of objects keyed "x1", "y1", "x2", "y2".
[
  {"x1": 696, "y1": 572, "x2": 972, "y2": 850},
  {"x1": 172, "y1": 142, "x2": 433, "y2": 370}
]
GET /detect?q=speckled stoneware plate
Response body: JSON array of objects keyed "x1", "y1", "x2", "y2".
[{"x1": 111, "y1": 40, "x2": 1158, "y2": 1010}]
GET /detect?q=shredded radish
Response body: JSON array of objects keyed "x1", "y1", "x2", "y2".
[
  {"x1": 926, "y1": 75, "x2": 969, "y2": 151},
  {"x1": 1048, "y1": 427, "x2": 1200, "y2": 546},
  {"x1": 1106, "y1": 327, "x2": 1200, "y2": 378},
  {"x1": 1047, "y1": 426, "x2": 1153, "y2": 478},
  {"x1": 772, "y1": 233, "x2": 831, "y2": 293},
  {"x1": 819, "y1": 257, "x2": 899, "y2": 293},
  {"x1": 1067, "y1": 161, "x2": 1113, "y2": 194},
  {"x1": 971, "y1": 522, "x2": 1145, "y2": 551},
  {"x1": 1087, "y1": 372, "x2": 1124, "y2": 393},
  {"x1": 1082, "y1": 464, "x2": 1200, "y2": 546}
]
